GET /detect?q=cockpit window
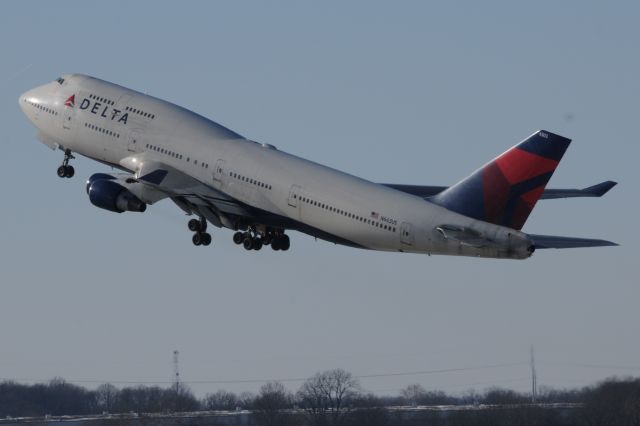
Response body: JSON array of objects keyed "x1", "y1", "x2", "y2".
[{"x1": 56, "y1": 77, "x2": 65, "y2": 85}]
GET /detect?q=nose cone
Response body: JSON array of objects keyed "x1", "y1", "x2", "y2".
[
  {"x1": 18, "y1": 90, "x2": 29, "y2": 113},
  {"x1": 19, "y1": 84, "x2": 51, "y2": 123},
  {"x1": 19, "y1": 88, "x2": 39, "y2": 123},
  {"x1": 19, "y1": 89, "x2": 35, "y2": 120}
]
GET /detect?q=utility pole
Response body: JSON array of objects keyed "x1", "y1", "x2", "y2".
[
  {"x1": 530, "y1": 345, "x2": 537, "y2": 404},
  {"x1": 173, "y1": 350, "x2": 180, "y2": 394},
  {"x1": 173, "y1": 350, "x2": 180, "y2": 411}
]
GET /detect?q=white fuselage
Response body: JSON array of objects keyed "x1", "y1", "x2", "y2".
[{"x1": 19, "y1": 74, "x2": 533, "y2": 259}]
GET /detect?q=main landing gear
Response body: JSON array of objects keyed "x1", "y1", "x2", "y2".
[
  {"x1": 57, "y1": 149, "x2": 75, "y2": 178},
  {"x1": 188, "y1": 217, "x2": 212, "y2": 246},
  {"x1": 232, "y1": 227, "x2": 290, "y2": 252}
]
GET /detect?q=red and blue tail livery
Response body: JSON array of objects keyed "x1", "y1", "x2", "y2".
[{"x1": 432, "y1": 130, "x2": 571, "y2": 230}]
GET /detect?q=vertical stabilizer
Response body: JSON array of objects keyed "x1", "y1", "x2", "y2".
[{"x1": 430, "y1": 130, "x2": 571, "y2": 230}]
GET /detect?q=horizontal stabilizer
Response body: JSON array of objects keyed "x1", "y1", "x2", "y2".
[
  {"x1": 382, "y1": 181, "x2": 617, "y2": 201},
  {"x1": 540, "y1": 180, "x2": 617, "y2": 199},
  {"x1": 529, "y1": 234, "x2": 618, "y2": 249}
]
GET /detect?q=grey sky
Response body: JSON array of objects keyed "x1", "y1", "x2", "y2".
[{"x1": 0, "y1": 1, "x2": 637, "y2": 397}]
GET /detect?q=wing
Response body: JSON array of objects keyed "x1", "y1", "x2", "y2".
[
  {"x1": 116, "y1": 154, "x2": 293, "y2": 230},
  {"x1": 117, "y1": 154, "x2": 253, "y2": 224},
  {"x1": 380, "y1": 181, "x2": 617, "y2": 200}
]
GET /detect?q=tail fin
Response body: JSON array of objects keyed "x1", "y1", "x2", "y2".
[{"x1": 430, "y1": 130, "x2": 571, "y2": 230}]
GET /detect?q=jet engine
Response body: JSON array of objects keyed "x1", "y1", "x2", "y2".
[{"x1": 86, "y1": 173, "x2": 147, "y2": 213}]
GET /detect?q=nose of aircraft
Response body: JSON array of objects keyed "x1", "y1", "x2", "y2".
[
  {"x1": 18, "y1": 90, "x2": 29, "y2": 112},
  {"x1": 19, "y1": 85, "x2": 51, "y2": 121},
  {"x1": 19, "y1": 89, "x2": 34, "y2": 119}
]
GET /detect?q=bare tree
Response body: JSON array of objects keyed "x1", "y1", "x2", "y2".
[
  {"x1": 202, "y1": 389, "x2": 239, "y2": 411},
  {"x1": 297, "y1": 368, "x2": 361, "y2": 426},
  {"x1": 253, "y1": 381, "x2": 294, "y2": 426},
  {"x1": 238, "y1": 391, "x2": 256, "y2": 410},
  {"x1": 95, "y1": 383, "x2": 119, "y2": 413},
  {"x1": 400, "y1": 384, "x2": 427, "y2": 406}
]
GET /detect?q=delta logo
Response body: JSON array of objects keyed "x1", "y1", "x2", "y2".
[
  {"x1": 66, "y1": 95, "x2": 129, "y2": 124},
  {"x1": 64, "y1": 94, "x2": 75, "y2": 107},
  {"x1": 80, "y1": 97, "x2": 129, "y2": 124}
]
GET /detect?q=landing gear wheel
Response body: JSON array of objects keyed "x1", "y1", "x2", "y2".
[
  {"x1": 253, "y1": 238, "x2": 263, "y2": 251},
  {"x1": 200, "y1": 233, "x2": 212, "y2": 246},
  {"x1": 233, "y1": 232, "x2": 244, "y2": 245},
  {"x1": 57, "y1": 165, "x2": 74, "y2": 178},
  {"x1": 280, "y1": 234, "x2": 290, "y2": 251},
  {"x1": 188, "y1": 218, "x2": 201, "y2": 232},
  {"x1": 58, "y1": 149, "x2": 75, "y2": 178},
  {"x1": 192, "y1": 233, "x2": 202, "y2": 246},
  {"x1": 271, "y1": 238, "x2": 281, "y2": 251},
  {"x1": 243, "y1": 237, "x2": 254, "y2": 251}
]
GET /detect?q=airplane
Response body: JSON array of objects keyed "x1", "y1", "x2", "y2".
[{"x1": 19, "y1": 74, "x2": 617, "y2": 259}]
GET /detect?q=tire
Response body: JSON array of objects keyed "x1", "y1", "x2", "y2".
[
  {"x1": 243, "y1": 237, "x2": 253, "y2": 250},
  {"x1": 192, "y1": 233, "x2": 202, "y2": 246},
  {"x1": 201, "y1": 233, "x2": 212, "y2": 246},
  {"x1": 65, "y1": 165, "x2": 75, "y2": 178},
  {"x1": 233, "y1": 232, "x2": 244, "y2": 245},
  {"x1": 253, "y1": 238, "x2": 263, "y2": 251},
  {"x1": 188, "y1": 218, "x2": 201, "y2": 232},
  {"x1": 271, "y1": 238, "x2": 281, "y2": 251},
  {"x1": 281, "y1": 235, "x2": 290, "y2": 251},
  {"x1": 57, "y1": 166, "x2": 67, "y2": 178}
]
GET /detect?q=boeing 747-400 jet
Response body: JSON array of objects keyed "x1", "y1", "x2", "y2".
[{"x1": 19, "y1": 74, "x2": 617, "y2": 259}]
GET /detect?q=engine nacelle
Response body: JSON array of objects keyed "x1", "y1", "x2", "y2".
[
  {"x1": 85, "y1": 173, "x2": 116, "y2": 194},
  {"x1": 86, "y1": 175, "x2": 147, "y2": 213}
]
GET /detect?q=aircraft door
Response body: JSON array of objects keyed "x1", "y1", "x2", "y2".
[
  {"x1": 62, "y1": 102, "x2": 74, "y2": 130},
  {"x1": 288, "y1": 185, "x2": 301, "y2": 208},
  {"x1": 400, "y1": 222, "x2": 414, "y2": 245},
  {"x1": 127, "y1": 129, "x2": 141, "y2": 152},
  {"x1": 213, "y1": 159, "x2": 226, "y2": 184},
  {"x1": 288, "y1": 185, "x2": 302, "y2": 220}
]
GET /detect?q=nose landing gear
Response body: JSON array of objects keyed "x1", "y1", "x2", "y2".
[
  {"x1": 57, "y1": 149, "x2": 75, "y2": 178},
  {"x1": 188, "y1": 217, "x2": 212, "y2": 246}
]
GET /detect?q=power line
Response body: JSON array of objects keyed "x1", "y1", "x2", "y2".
[
  {"x1": 0, "y1": 361, "x2": 527, "y2": 386},
  {"x1": 368, "y1": 376, "x2": 531, "y2": 394},
  {"x1": 539, "y1": 361, "x2": 640, "y2": 371}
]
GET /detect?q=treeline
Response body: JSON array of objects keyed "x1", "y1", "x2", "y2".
[{"x1": 1, "y1": 370, "x2": 639, "y2": 426}]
